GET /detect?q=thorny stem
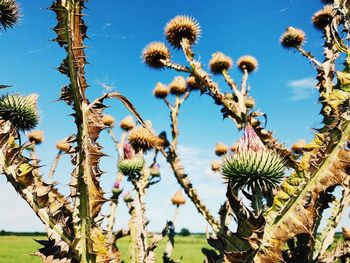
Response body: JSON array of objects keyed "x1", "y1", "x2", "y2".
[
  {"x1": 296, "y1": 46, "x2": 322, "y2": 68},
  {"x1": 164, "y1": 205, "x2": 180, "y2": 261},
  {"x1": 160, "y1": 59, "x2": 191, "y2": 73},
  {"x1": 241, "y1": 68, "x2": 249, "y2": 95},
  {"x1": 106, "y1": 130, "x2": 127, "y2": 248},
  {"x1": 221, "y1": 69, "x2": 247, "y2": 117},
  {"x1": 48, "y1": 150, "x2": 62, "y2": 180},
  {"x1": 159, "y1": 90, "x2": 220, "y2": 231}
]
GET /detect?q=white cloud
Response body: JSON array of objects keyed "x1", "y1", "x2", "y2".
[{"x1": 288, "y1": 77, "x2": 318, "y2": 101}]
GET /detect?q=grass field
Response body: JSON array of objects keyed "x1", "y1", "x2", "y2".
[{"x1": 0, "y1": 235, "x2": 209, "y2": 262}]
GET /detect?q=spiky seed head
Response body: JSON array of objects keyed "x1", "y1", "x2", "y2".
[
  {"x1": 142, "y1": 42, "x2": 171, "y2": 69},
  {"x1": 221, "y1": 151, "x2": 285, "y2": 192},
  {"x1": 56, "y1": 140, "x2": 70, "y2": 152},
  {"x1": 118, "y1": 155, "x2": 145, "y2": 176},
  {"x1": 211, "y1": 161, "x2": 221, "y2": 172},
  {"x1": 0, "y1": 94, "x2": 39, "y2": 131},
  {"x1": 280, "y1": 27, "x2": 306, "y2": 49},
  {"x1": 102, "y1": 114, "x2": 115, "y2": 127},
  {"x1": 312, "y1": 5, "x2": 333, "y2": 30},
  {"x1": 169, "y1": 76, "x2": 187, "y2": 95},
  {"x1": 237, "y1": 56, "x2": 258, "y2": 73},
  {"x1": 171, "y1": 190, "x2": 186, "y2": 206},
  {"x1": 153, "y1": 82, "x2": 169, "y2": 99},
  {"x1": 209, "y1": 52, "x2": 233, "y2": 74},
  {"x1": 150, "y1": 163, "x2": 161, "y2": 177},
  {"x1": 128, "y1": 127, "x2": 157, "y2": 152},
  {"x1": 164, "y1": 15, "x2": 201, "y2": 49},
  {"x1": 0, "y1": 0, "x2": 20, "y2": 31},
  {"x1": 120, "y1": 116, "x2": 135, "y2": 131},
  {"x1": 186, "y1": 76, "x2": 201, "y2": 90},
  {"x1": 27, "y1": 130, "x2": 44, "y2": 144},
  {"x1": 245, "y1": 97, "x2": 255, "y2": 109},
  {"x1": 215, "y1": 142, "x2": 229, "y2": 156}
]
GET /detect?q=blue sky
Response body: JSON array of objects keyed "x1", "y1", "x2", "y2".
[{"x1": 1, "y1": 0, "x2": 346, "y2": 233}]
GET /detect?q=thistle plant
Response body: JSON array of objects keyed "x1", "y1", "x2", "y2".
[{"x1": 1, "y1": 0, "x2": 350, "y2": 263}]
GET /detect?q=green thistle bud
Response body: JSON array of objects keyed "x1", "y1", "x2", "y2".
[
  {"x1": 221, "y1": 125, "x2": 285, "y2": 192},
  {"x1": 118, "y1": 156, "x2": 145, "y2": 176},
  {"x1": 221, "y1": 151, "x2": 285, "y2": 191},
  {"x1": 0, "y1": 94, "x2": 39, "y2": 131}
]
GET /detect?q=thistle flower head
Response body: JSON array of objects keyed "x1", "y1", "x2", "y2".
[
  {"x1": 120, "y1": 116, "x2": 135, "y2": 131},
  {"x1": 215, "y1": 142, "x2": 229, "y2": 156},
  {"x1": 0, "y1": 0, "x2": 20, "y2": 31},
  {"x1": 153, "y1": 82, "x2": 169, "y2": 99},
  {"x1": 128, "y1": 127, "x2": 157, "y2": 152},
  {"x1": 142, "y1": 42, "x2": 171, "y2": 69},
  {"x1": 27, "y1": 130, "x2": 44, "y2": 144},
  {"x1": 312, "y1": 5, "x2": 333, "y2": 30},
  {"x1": 0, "y1": 94, "x2": 39, "y2": 131},
  {"x1": 280, "y1": 27, "x2": 306, "y2": 49},
  {"x1": 150, "y1": 163, "x2": 161, "y2": 177},
  {"x1": 164, "y1": 15, "x2": 201, "y2": 49},
  {"x1": 123, "y1": 192, "x2": 133, "y2": 203},
  {"x1": 169, "y1": 76, "x2": 187, "y2": 95},
  {"x1": 221, "y1": 125, "x2": 285, "y2": 192},
  {"x1": 171, "y1": 190, "x2": 186, "y2": 206},
  {"x1": 237, "y1": 55, "x2": 258, "y2": 73},
  {"x1": 102, "y1": 114, "x2": 115, "y2": 127},
  {"x1": 245, "y1": 97, "x2": 255, "y2": 109},
  {"x1": 209, "y1": 52, "x2": 233, "y2": 74},
  {"x1": 112, "y1": 181, "x2": 122, "y2": 198},
  {"x1": 123, "y1": 142, "x2": 135, "y2": 159}
]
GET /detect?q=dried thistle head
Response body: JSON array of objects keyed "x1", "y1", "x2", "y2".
[
  {"x1": 171, "y1": 190, "x2": 186, "y2": 206},
  {"x1": 209, "y1": 52, "x2": 233, "y2": 74},
  {"x1": 237, "y1": 56, "x2": 258, "y2": 73},
  {"x1": 280, "y1": 27, "x2": 305, "y2": 49},
  {"x1": 211, "y1": 161, "x2": 221, "y2": 172},
  {"x1": 153, "y1": 82, "x2": 169, "y2": 99},
  {"x1": 215, "y1": 142, "x2": 229, "y2": 156},
  {"x1": 0, "y1": 0, "x2": 20, "y2": 31},
  {"x1": 56, "y1": 140, "x2": 70, "y2": 152},
  {"x1": 186, "y1": 76, "x2": 201, "y2": 90},
  {"x1": 312, "y1": 5, "x2": 333, "y2": 30},
  {"x1": 28, "y1": 130, "x2": 44, "y2": 144},
  {"x1": 142, "y1": 42, "x2": 171, "y2": 69},
  {"x1": 120, "y1": 116, "x2": 135, "y2": 131},
  {"x1": 0, "y1": 94, "x2": 39, "y2": 131},
  {"x1": 128, "y1": 127, "x2": 157, "y2": 152},
  {"x1": 102, "y1": 114, "x2": 115, "y2": 127},
  {"x1": 221, "y1": 125, "x2": 285, "y2": 192},
  {"x1": 169, "y1": 76, "x2": 187, "y2": 95},
  {"x1": 164, "y1": 15, "x2": 201, "y2": 49}
]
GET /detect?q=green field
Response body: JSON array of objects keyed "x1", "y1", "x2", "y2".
[{"x1": 0, "y1": 235, "x2": 209, "y2": 262}]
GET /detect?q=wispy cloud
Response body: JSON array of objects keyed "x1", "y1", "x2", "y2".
[{"x1": 288, "y1": 77, "x2": 317, "y2": 101}]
